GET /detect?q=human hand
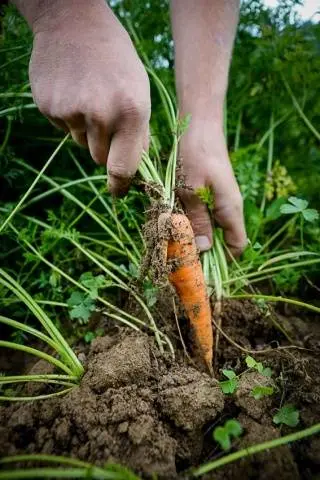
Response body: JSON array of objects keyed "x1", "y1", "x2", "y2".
[
  {"x1": 178, "y1": 118, "x2": 247, "y2": 256},
  {"x1": 28, "y1": 0, "x2": 150, "y2": 195}
]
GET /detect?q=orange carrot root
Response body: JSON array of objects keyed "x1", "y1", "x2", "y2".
[{"x1": 160, "y1": 212, "x2": 214, "y2": 374}]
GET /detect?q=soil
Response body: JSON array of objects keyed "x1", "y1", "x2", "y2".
[{"x1": 0, "y1": 299, "x2": 319, "y2": 479}]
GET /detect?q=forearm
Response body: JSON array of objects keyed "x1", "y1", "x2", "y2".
[
  {"x1": 11, "y1": 0, "x2": 110, "y2": 33},
  {"x1": 170, "y1": 0, "x2": 239, "y2": 124}
]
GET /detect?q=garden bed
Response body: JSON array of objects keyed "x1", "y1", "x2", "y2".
[{"x1": 1, "y1": 300, "x2": 319, "y2": 479}]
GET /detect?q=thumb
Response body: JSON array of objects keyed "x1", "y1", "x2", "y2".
[{"x1": 178, "y1": 188, "x2": 213, "y2": 252}]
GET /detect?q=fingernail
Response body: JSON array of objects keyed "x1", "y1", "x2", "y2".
[{"x1": 195, "y1": 235, "x2": 211, "y2": 251}]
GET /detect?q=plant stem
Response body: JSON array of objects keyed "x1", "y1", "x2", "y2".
[
  {"x1": 0, "y1": 388, "x2": 74, "y2": 403},
  {"x1": 234, "y1": 109, "x2": 242, "y2": 151},
  {"x1": 0, "y1": 375, "x2": 77, "y2": 384},
  {"x1": 256, "y1": 216, "x2": 296, "y2": 256},
  {"x1": 15, "y1": 159, "x2": 139, "y2": 266},
  {"x1": 0, "y1": 315, "x2": 62, "y2": 353},
  {"x1": 300, "y1": 215, "x2": 304, "y2": 249},
  {"x1": 260, "y1": 111, "x2": 274, "y2": 214},
  {"x1": 229, "y1": 294, "x2": 320, "y2": 314},
  {"x1": 0, "y1": 116, "x2": 12, "y2": 154},
  {"x1": 225, "y1": 258, "x2": 320, "y2": 286},
  {"x1": 0, "y1": 103, "x2": 36, "y2": 117},
  {"x1": 282, "y1": 75, "x2": 320, "y2": 141},
  {"x1": 193, "y1": 423, "x2": 320, "y2": 476},
  {"x1": 0, "y1": 267, "x2": 83, "y2": 377},
  {"x1": 0, "y1": 341, "x2": 73, "y2": 376},
  {"x1": 0, "y1": 134, "x2": 69, "y2": 234},
  {"x1": 0, "y1": 455, "x2": 140, "y2": 479},
  {"x1": 69, "y1": 150, "x2": 142, "y2": 259}
]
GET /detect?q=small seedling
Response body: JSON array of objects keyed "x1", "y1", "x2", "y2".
[
  {"x1": 251, "y1": 385, "x2": 274, "y2": 400},
  {"x1": 245, "y1": 355, "x2": 272, "y2": 377},
  {"x1": 213, "y1": 419, "x2": 243, "y2": 450},
  {"x1": 273, "y1": 404, "x2": 300, "y2": 427},
  {"x1": 219, "y1": 369, "x2": 238, "y2": 394}
]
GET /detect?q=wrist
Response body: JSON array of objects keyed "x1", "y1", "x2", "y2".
[
  {"x1": 13, "y1": 0, "x2": 109, "y2": 34},
  {"x1": 178, "y1": 95, "x2": 225, "y2": 128}
]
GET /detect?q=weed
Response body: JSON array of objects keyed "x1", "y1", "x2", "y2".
[
  {"x1": 280, "y1": 197, "x2": 319, "y2": 248},
  {"x1": 245, "y1": 355, "x2": 272, "y2": 377},
  {"x1": 251, "y1": 385, "x2": 274, "y2": 400},
  {"x1": 219, "y1": 369, "x2": 238, "y2": 394},
  {"x1": 67, "y1": 291, "x2": 95, "y2": 325},
  {"x1": 273, "y1": 404, "x2": 300, "y2": 427},
  {"x1": 213, "y1": 419, "x2": 243, "y2": 451}
]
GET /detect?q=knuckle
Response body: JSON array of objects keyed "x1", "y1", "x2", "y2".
[
  {"x1": 118, "y1": 92, "x2": 150, "y2": 124},
  {"x1": 88, "y1": 108, "x2": 107, "y2": 127}
]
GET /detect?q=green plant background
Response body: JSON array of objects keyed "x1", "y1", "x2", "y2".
[{"x1": 1, "y1": 0, "x2": 319, "y2": 340}]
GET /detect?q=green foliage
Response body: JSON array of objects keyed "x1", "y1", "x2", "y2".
[
  {"x1": 273, "y1": 269, "x2": 301, "y2": 294},
  {"x1": 79, "y1": 272, "x2": 106, "y2": 299},
  {"x1": 67, "y1": 291, "x2": 95, "y2": 325},
  {"x1": 195, "y1": 187, "x2": 214, "y2": 211},
  {"x1": 213, "y1": 419, "x2": 243, "y2": 450},
  {"x1": 83, "y1": 328, "x2": 104, "y2": 344},
  {"x1": 219, "y1": 369, "x2": 238, "y2": 394},
  {"x1": 280, "y1": 197, "x2": 319, "y2": 222},
  {"x1": 176, "y1": 113, "x2": 191, "y2": 137},
  {"x1": 1, "y1": 0, "x2": 320, "y2": 366},
  {"x1": 273, "y1": 404, "x2": 300, "y2": 427},
  {"x1": 143, "y1": 280, "x2": 158, "y2": 308},
  {"x1": 245, "y1": 356, "x2": 272, "y2": 377},
  {"x1": 265, "y1": 161, "x2": 296, "y2": 201},
  {"x1": 66, "y1": 272, "x2": 109, "y2": 324},
  {"x1": 251, "y1": 385, "x2": 274, "y2": 400},
  {"x1": 231, "y1": 145, "x2": 263, "y2": 202}
]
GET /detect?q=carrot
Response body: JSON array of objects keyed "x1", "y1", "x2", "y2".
[{"x1": 160, "y1": 212, "x2": 214, "y2": 374}]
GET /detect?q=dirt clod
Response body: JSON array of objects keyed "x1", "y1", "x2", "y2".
[
  {"x1": 235, "y1": 371, "x2": 275, "y2": 421},
  {"x1": 1, "y1": 300, "x2": 319, "y2": 479},
  {"x1": 0, "y1": 332, "x2": 224, "y2": 478}
]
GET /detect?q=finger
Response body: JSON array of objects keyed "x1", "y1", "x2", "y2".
[
  {"x1": 143, "y1": 125, "x2": 150, "y2": 152},
  {"x1": 214, "y1": 201, "x2": 247, "y2": 258},
  {"x1": 48, "y1": 117, "x2": 69, "y2": 132},
  {"x1": 178, "y1": 187, "x2": 213, "y2": 252},
  {"x1": 65, "y1": 115, "x2": 88, "y2": 148},
  {"x1": 107, "y1": 129, "x2": 144, "y2": 197},
  {"x1": 86, "y1": 123, "x2": 110, "y2": 165},
  {"x1": 69, "y1": 129, "x2": 88, "y2": 148}
]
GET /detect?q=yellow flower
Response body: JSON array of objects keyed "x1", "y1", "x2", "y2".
[{"x1": 265, "y1": 160, "x2": 296, "y2": 201}]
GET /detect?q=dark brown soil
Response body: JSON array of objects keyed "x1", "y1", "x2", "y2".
[{"x1": 0, "y1": 299, "x2": 319, "y2": 479}]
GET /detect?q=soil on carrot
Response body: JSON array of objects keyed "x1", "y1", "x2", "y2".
[{"x1": 0, "y1": 299, "x2": 319, "y2": 479}]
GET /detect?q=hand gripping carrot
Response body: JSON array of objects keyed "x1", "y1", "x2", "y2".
[{"x1": 159, "y1": 213, "x2": 214, "y2": 374}]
